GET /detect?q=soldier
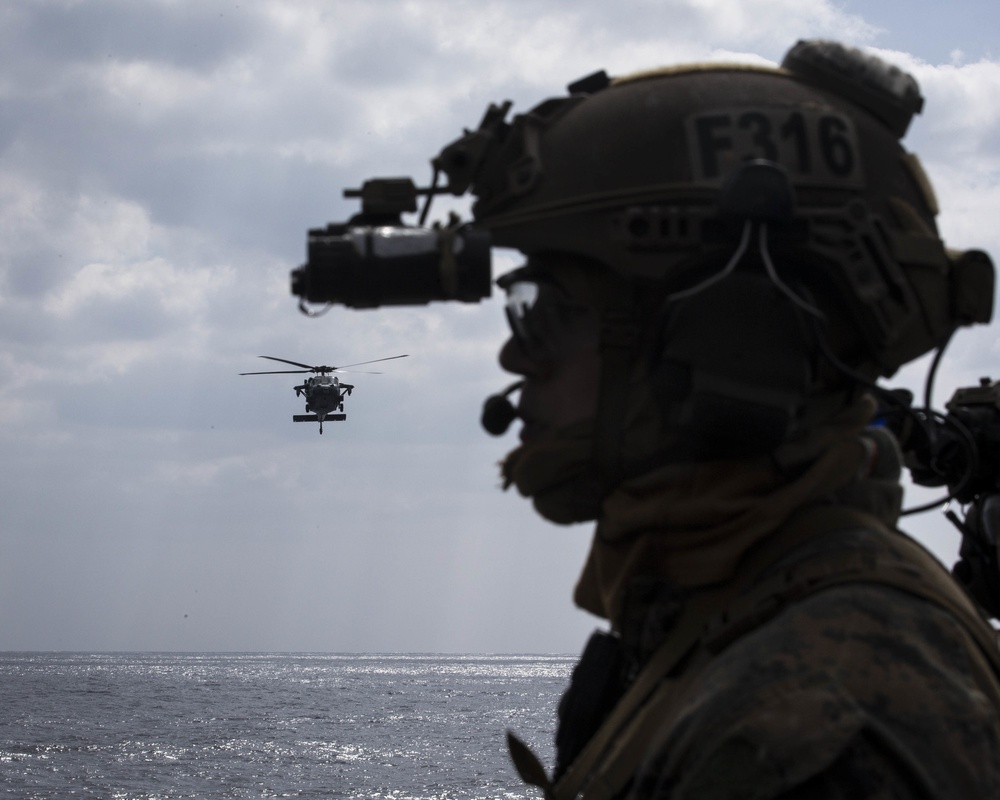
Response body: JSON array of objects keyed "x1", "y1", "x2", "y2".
[{"x1": 469, "y1": 41, "x2": 1000, "y2": 798}]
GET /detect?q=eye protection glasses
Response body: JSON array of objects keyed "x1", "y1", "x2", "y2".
[{"x1": 497, "y1": 267, "x2": 599, "y2": 361}]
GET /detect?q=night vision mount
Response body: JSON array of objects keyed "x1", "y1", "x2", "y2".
[{"x1": 288, "y1": 99, "x2": 520, "y2": 313}]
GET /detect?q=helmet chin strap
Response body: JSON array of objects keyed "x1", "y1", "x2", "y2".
[{"x1": 592, "y1": 274, "x2": 642, "y2": 488}]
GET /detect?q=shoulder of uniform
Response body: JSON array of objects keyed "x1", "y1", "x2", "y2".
[{"x1": 637, "y1": 587, "x2": 1000, "y2": 799}]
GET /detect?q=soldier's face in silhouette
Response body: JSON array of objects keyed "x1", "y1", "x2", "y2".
[{"x1": 498, "y1": 271, "x2": 602, "y2": 445}]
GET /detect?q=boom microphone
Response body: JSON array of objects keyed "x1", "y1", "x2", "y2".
[{"x1": 481, "y1": 381, "x2": 523, "y2": 435}]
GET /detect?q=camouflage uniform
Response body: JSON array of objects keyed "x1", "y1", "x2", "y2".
[
  {"x1": 535, "y1": 505, "x2": 1000, "y2": 800},
  {"x1": 507, "y1": 419, "x2": 1000, "y2": 799},
  {"x1": 631, "y1": 529, "x2": 1000, "y2": 799}
]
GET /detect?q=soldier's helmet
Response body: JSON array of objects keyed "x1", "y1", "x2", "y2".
[{"x1": 438, "y1": 40, "x2": 994, "y2": 462}]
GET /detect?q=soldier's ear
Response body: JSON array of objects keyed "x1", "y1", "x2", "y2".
[{"x1": 648, "y1": 271, "x2": 813, "y2": 458}]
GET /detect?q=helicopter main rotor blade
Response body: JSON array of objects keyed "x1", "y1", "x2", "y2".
[
  {"x1": 331, "y1": 354, "x2": 409, "y2": 371},
  {"x1": 244, "y1": 354, "x2": 409, "y2": 375},
  {"x1": 257, "y1": 356, "x2": 316, "y2": 370},
  {"x1": 239, "y1": 369, "x2": 313, "y2": 375}
]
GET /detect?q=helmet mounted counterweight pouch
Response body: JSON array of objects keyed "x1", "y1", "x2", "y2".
[{"x1": 649, "y1": 161, "x2": 814, "y2": 460}]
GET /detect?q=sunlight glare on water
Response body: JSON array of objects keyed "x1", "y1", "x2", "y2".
[{"x1": 0, "y1": 652, "x2": 574, "y2": 799}]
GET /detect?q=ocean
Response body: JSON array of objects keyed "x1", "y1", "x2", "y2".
[{"x1": 0, "y1": 652, "x2": 575, "y2": 799}]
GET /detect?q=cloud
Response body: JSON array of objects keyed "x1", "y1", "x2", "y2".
[
  {"x1": 869, "y1": 54, "x2": 1000, "y2": 257},
  {"x1": 1, "y1": 0, "x2": 999, "y2": 652},
  {"x1": 889, "y1": 52, "x2": 1000, "y2": 162},
  {"x1": 2, "y1": 0, "x2": 263, "y2": 72}
]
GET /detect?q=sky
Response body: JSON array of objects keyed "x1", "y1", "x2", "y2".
[{"x1": 2, "y1": 0, "x2": 1000, "y2": 654}]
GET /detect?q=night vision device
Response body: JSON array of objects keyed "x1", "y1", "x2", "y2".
[{"x1": 290, "y1": 177, "x2": 492, "y2": 312}]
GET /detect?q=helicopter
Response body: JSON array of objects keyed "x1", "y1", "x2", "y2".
[{"x1": 240, "y1": 354, "x2": 408, "y2": 433}]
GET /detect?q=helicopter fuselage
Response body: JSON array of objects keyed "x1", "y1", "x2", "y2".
[{"x1": 298, "y1": 375, "x2": 353, "y2": 417}]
